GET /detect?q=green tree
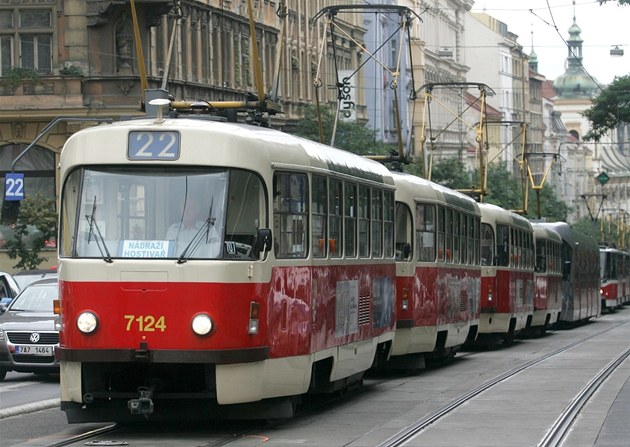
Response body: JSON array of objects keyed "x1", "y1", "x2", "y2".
[
  {"x1": 5, "y1": 193, "x2": 57, "y2": 270},
  {"x1": 293, "y1": 104, "x2": 394, "y2": 156},
  {"x1": 583, "y1": 75, "x2": 630, "y2": 141},
  {"x1": 428, "y1": 158, "x2": 473, "y2": 190},
  {"x1": 421, "y1": 159, "x2": 569, "y2": 221},
  {"x1": 572, "y1": 217, "x2": 601, "y2": 242}
]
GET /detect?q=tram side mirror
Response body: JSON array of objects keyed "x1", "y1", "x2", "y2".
[{"x1": 253, "y1": 228, "x2": 272, "y2": 254}]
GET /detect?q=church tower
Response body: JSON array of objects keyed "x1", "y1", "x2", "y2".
[{"x1": 553, "y1": 3, "x2": 599, "y2": 99}]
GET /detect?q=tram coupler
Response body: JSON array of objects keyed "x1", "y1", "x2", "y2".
[{"x1": 127, "y1": 386, "x2": 154, "y2": 418}]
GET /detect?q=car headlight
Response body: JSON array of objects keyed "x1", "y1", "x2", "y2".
[
  {"x1": 191, "y1": 313, "x2": 213, "y2": 336},
  {"x1": 77, "y1": 311, "x2": 98, "y2": 334}
]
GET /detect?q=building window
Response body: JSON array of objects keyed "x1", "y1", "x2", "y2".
[
  {"x1": 0, "y1": 8, "x2": 52, "y2": 75},
  {"x1": 0, "y1": 144, "x2": 56, "y2": 249}
]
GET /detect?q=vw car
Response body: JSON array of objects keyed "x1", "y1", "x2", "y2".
[{"x1": 0, "y1": 279, "x2": 59, "y2": 381}]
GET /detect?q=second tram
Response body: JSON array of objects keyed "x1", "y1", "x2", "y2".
[{"x1": 391, "y1": 172, "x2": 481, "y2": 366}]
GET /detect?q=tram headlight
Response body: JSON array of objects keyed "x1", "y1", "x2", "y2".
[
  {"x1": 77, "y1": 311, "x2": 98, "y2": 334},
  {"x1": 192, "y1": 313, "x2": 213, "y2": 336}
]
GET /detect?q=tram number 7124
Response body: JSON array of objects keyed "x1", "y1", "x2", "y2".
[{"x1": 124, "y1": 314, "x2": 167, "y2": 332}]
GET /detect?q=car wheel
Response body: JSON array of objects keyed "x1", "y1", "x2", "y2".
[{"x1": 0, "y1": 369, "x2": 6, "y2": 382}]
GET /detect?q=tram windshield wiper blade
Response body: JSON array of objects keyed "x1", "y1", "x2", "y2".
[
  {"x1": 85, "y1": 196, "x2": 113, "y2": 263},
  {"x1": 177, "y1": 198, "x2": 216, "y2": 264},
  {"x1": 176, "y1": 217, "x2": 215, "y2": 264}
]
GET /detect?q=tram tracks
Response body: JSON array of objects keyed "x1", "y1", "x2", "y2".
[
  {"x1": 377, "y1": 320, "x2": 630, "y2": 447},
  {"x1": 36, "y1": 319, "x2": 630, "y2": 447},
  {"x1": 538, "y1": 345, "x2": 630, "y2": 447}
]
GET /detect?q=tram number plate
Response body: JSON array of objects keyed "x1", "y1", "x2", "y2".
[
  {"x1": 15, "y1": 345, "x2": 53, "y2": 355},
  {"x1": 128, "y1": 131, "x2": 180, "y2": 160}
]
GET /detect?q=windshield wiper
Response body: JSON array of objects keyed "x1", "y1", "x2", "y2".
[
  {"x1": 85, "y1": 196, "x2": 113, "y2": 263},
  {"x1": 177, "y1": 198, "x2": 216, "y2": 264}
]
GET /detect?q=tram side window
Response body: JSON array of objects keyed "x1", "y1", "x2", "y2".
[
  {"x1": 358, "y1": 185, "x2": 370, "y2": 258},
  {"x1": 445, "y1": 208, "x2": 454, "y2": 263},
  {"x1": 461, "y1": 214, "x2": 468, "y2": 265},
  {"x1": 416, "y1": 203, "x2": 435, "y2": 262},
  {"x1": 496, "y1": 224, "x2": 509, "y2": 267},
  {"x1": 223, "y1": 170, "x2": 266, "y2": 260},
  {"x1": 511, "y1": 229, "x2": 518, "y2": 267},
  {"x1": 481, "y1": 223, "x2": 494, "y2": 266},
  {"x1": 527, "y1": 233, "x2": 533, "y2": 269},
  {"x1": 452, "y1": 211, "x2": 460, "y2": 264},
  {"x1": 371, "y1": 189, "x2": 383, "y2": 257},
  {"x1": 60, "y1": 169, "x2": 81, "y2": 257},
  {"x1": 329, "y1": 180, "x2": 342, "y2": 258},
  {"x1": 466, "y1": 215, "x2": 474, "y2": 265},
  {"x1": 473, "y1": 218, "x2": 480, "y2": 265},
  {"x1": 273, "y1": 172, "x2": 308, "y2": 258},
  {"x1": 312, "y1": 175, "x2": 327, "y2": 258},
  {"x1": 535, "y1": 239, "x2": 546, "y2": 273},
  {"x1": 437, "y1": 206, "x2": 445, "y2": 262},
  {"x1": 561, "y1": 242, "x2": 572, "y2": 279},
  {"x1": 395, "y1": 202, "x2": 413, "y2": 261},
  {"x1": 384, "y1": 191, "x2": 394, "y2": 258},
  {"x1": 345, "y1": 182, "x2": 357, "y2": 257}
]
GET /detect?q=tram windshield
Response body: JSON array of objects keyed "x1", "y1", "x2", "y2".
[{"x1": 59, "y1": 167, "x2": 267, "y2": 261}]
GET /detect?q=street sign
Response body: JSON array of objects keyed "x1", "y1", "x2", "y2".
[
  {"x1": 597, "y1": 171, "x2": 610, "y2": 186},
  {"x1": 4, "y1": 173, "x2": 25, "y2": 201}
]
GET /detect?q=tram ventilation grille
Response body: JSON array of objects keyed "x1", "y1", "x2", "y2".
[
  {"x1": 7, "y1": 332, "x2": 59, "y2": 344},
  {"x1": 460, "y1": 290, "x2": 468, "y2": 312},
  {"x1": 359, "y1": 295, "x2": 371, "y2": 325}
]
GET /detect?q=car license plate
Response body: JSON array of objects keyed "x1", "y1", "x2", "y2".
[{"x1": 15, "y1": 345, "x2": 53, "y2": 355}]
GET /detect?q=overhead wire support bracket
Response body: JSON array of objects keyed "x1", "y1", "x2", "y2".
[
  {"x1": 416, "y1": 82, "x2": 494, "y2": 198},
  {"x1": 312, "y1": 4, "x2": 422, "y2": 163}
]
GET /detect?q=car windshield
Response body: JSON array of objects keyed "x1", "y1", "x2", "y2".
[
  {"x1": 13, "y1": 271, "x2": 57, "y2": 290},
  {"x1": 9, "y1": 283, "x2": 58, "y2": 312}
]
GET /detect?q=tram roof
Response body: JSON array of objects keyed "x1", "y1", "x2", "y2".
[
  {"x1": 539, "y1": 222, "x2": 599, "y2": 251},
  {"x1": 478, "y1": 202, "x2": 532, "y2": 231},
  {"x1": 390, "y1": 171, "x2": 480, "y2": 214},
  {"x1": 60, "y1": 118, "x2": 395, "y2": 187},
  {"x1": 532, "y1": 223, "x2": 563, "y2": 244}
]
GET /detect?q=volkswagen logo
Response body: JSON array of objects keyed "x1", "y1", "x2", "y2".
[{"x1": 30, "y1": 333, "x2": 40, "y2": 343}]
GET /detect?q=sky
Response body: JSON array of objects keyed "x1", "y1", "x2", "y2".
[{"x1": 469, "y1": 0, "x2": 630, "y2": 86}]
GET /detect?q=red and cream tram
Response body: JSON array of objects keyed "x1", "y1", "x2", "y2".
[
  {"x1": 56, "y1": 112, "x2": 398, "y2": 421},
  {"x1": 478, "y1": 203, "x2": 534, "y2": 343},
  {"x1": 531, "y1": 223, "x2": 563, "y2": 334},
  {"x1": 391, "y1": 172, "x2": 481, "y2": 367},
  {"x1": 599, "y1": 245, "x2": 624, "y2": 311}
]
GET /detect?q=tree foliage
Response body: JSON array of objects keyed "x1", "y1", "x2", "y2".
[
  {"x1": 424, "y1": 158, "x2": 471, "y2": 190},
  {"x1": 293, "y1": 107, "x2": 570, "y2": 222},
  {"x1": 426, "y1": 159, "x2": 570, "y2": 222},
  {"x1": 597, "y1": 1, "x2": 630, "y2": 5},
  {"x1": 5, "y1": 193, "x2": 57, "y2": 270},
  {"x1": 583, "y1": 75, "x2": 630, "y2": 141},
  {"x1": 293, "y1": 104, "x2": 394, "y2": 156}
]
